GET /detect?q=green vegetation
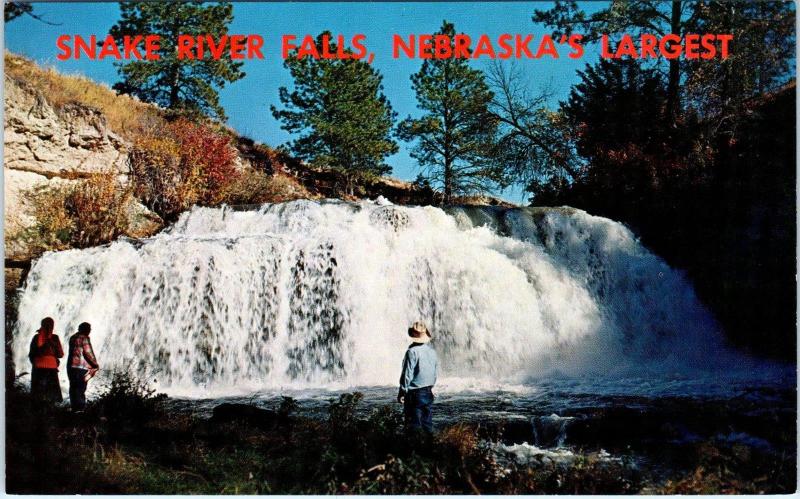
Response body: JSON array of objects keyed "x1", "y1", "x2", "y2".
[
  {"x1": 108, "y1": 1, "x2": 245, "y2": 121},
  {"x1": 6, "y1": 373, "x2": 794, "y2": 494},
  {"x1": 272, "y1": 32, "x2": 398, "y2": 188},
  {"x1": 534, "y1": 1, "x2": 795, "y2": 127},
  {"x1": 534, "y1": 0, "x2": 688, "y2": 121},
  {"x1": 398, "y1": 21, "x2": 501, "y2": 203}
]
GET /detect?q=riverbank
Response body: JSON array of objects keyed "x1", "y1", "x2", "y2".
[{"x1": 6, "y1": 372, "x2": 795, "y2": 494}]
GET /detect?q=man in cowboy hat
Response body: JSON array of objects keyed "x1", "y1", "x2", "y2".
[{"x1": 397, "y1": 321, "x2": 438, "y2": 433}]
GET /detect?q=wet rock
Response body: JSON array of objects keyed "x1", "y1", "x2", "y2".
[
  {"x1": 211, "y1": 403, "x2": 279, "y2": 430},
  {"x1": 532, "y1": 414, "x2": 573, "y2": 448},
  {"x1": 499, "y1": 419, "x2": 536, "y2": 445},
  {"x1": 369, "y1": 206, "x2": 410, "y2": 231}
]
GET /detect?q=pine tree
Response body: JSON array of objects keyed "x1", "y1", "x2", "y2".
[
  {"x1": 533, "y1": 1, "x2": 795, "y2": 126},
  {"x1": 271, "y1": 32, "x2": 398, "y2": 183},
  {"x1": 533, "y1": 1, "x2": 687, "y2": 122},
  {"x1": 563, "y1": 59, "x2": 668, "y2": 159},
  {"x1": 5, "y1": 2, "x2": 32, "y2": 22},
  {"x1": 397, "y1": 21, "x2": 500, "y2": 203},
  {"x1": 5, "y1": 2, "x2": 58, "y2": 24},
  {"x1": 108, "y1": 2, "x2": 244, "y2": 121}
]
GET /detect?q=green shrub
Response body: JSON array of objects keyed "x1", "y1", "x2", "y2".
[
  {"x1": 277, "y1": 396, "x2": 298, "y2": 420},
  {"x1": 346, "y1": 454, "x2": 446, "y2": 494},
  {"x1": 367, "y1": 405, "x2": 403, "y2": 446},
  {"x1": 90, "y1": 369, "x2": 167, "y2": 435},
  {"x1": 328, "y1": 392, "x2": 363, "y2": 432}
]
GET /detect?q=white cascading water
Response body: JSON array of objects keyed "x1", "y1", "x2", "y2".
[{"x1": 14, "y1": 199, "x2": 743, "y2": 396}]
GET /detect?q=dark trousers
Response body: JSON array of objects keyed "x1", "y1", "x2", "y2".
[
  {"x1": 67, "y1": 367, "x2": 88, "y2": 410},
  {"x1": 403, "y1": 386, "x2": 434, "y2": 433},
  {"x1": 31, "y1": 367, "x2": 62, "y2": 403}
]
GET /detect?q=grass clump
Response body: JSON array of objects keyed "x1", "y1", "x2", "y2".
[
  {"x1": 658, "y1": 440, "x2": 796, "y2": 494},
  {"x1": 5, "y1": 51, "x2": 163, "y2": 141},
  {"x1": 9, "y1": 172, "x2": 132, "y2": 256},
  {"x1": 220, "y1": 170, "x2": 310, "y2": 205}
]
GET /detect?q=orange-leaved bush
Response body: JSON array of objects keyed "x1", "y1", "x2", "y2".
[{"x1": 12, "y1": 172, "x2": 132, "y2": 256}]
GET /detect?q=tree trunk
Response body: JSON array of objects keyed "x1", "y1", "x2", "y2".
[
  {"x1": 169, "y1": 65, "x2": 180, "y2": 110},
  {"x1": 666, "y1": 0, "x2": 682, "y2": 123},
  {"x1": 443, "y1": 161, "x2": 453, "y2": 205}
]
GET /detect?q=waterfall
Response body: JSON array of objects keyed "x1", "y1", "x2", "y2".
[{"x1": 14, "y1": 199, "x2": 739, "y2": 394}]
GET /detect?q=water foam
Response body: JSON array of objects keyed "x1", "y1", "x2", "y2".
[{"x1": 13, "y1": 200, "x2": 751, "y2": 395}]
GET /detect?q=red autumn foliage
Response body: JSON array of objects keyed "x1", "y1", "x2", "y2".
[{"x1": 168, "y1": 118, "x2": 239, "y2": 204}]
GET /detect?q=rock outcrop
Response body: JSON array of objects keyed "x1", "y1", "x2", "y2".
[
  {"x1": 4, "y1": 75, "x2": 161, "y2": 260},
  {"x1": 4, "y1": 76, "x2": 129, "y2": 178}
]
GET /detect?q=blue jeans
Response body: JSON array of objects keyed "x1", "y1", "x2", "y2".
[
  {"x1": 67, "y1": 367, "x2": 88, "y2": 410},
  {"x1": 404, "y1": 386, "x2": 434, "y2": 433}
]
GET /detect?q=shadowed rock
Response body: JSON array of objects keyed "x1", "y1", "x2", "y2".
[{"x1": 211, "y1": 403, "x2": 279, "y2": 430}]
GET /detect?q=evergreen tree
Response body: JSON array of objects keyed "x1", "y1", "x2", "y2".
[
  {"x1": 108, "y1": 2, "x2": 244, "y2": 120},
  {"x1": 557, "y1": 58, "x2": 702, "y2": 204},
  {"x1": 5, "y1": 2, "x2": 32, "y2": 22},
  {"x1": 684, "y1": 1, "x2": 795, "y2": 137},
  {"x1": 271, "y1": 32, "x2": 398, "y2": 182},
  {"x1": 397, "y1": 21, "x2": 500, "y2": 203},
  {"x1": 563, "y1": 59, "x2": 668, "y2": 160},
  {"x1": 5, "y1": 2, "x2": 58, "y2": 24},
  {"x1": 533, "y1": 1, "x2": 795, "y2": 125},
  {"x1": 533, "y1": 1, "x2": 687, "y2": 122}
]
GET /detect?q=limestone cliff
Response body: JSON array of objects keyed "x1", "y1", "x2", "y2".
[{"x1": 4, "y1": 75, "x2": 162, "y2": 261}]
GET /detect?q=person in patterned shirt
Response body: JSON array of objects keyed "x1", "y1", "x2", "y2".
[{"x1": 67, "y1": 322, "x2": 99, "y2": 411}]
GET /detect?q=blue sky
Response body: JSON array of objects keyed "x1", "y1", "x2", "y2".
[{"x1": 5, "y1": 2, "x2": 603, "y2": 203}]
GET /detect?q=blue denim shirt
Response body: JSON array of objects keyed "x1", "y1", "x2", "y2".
[{"x1": 399, "y1": 343, "x2": 437, "y2": 393}]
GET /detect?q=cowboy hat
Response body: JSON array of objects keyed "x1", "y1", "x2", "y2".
[{"x1": 407, "y1": 321, "x2": 431, "y2": 343}]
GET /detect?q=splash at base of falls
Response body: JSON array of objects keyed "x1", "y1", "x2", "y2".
[{"x1": 13, "y1": 199, "x2": 778, "y2": 394}]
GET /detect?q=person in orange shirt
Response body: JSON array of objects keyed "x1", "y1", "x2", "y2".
[{"x1": 28, "y1": 317, "x2": 64, "y2": 403}]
